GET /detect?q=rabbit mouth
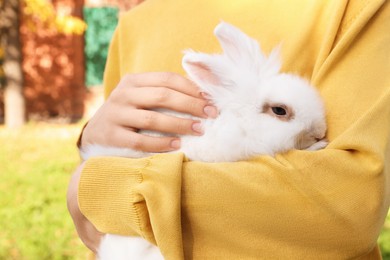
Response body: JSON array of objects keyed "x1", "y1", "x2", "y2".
[{"x1": 294, "y1": 131, "x2": 327, "y2": 150}]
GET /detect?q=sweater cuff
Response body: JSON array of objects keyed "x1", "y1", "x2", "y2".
[
  {"x1": 78, "y1": 156, "x2": 147, "y2": 236},
  {"x1": 78, "y1": 153, "x2": 185, "y2": 242}
]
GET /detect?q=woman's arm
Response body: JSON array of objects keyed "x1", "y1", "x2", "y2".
[
  {"x1": 69, "y1": 26, "x2": 218, "y2": 252},
  {"x1": 67, "y1": 163, "x2": 103, "y2": 253},
  {"x1": 69, "y1": 71, "x2": 218, "y2": 253}
]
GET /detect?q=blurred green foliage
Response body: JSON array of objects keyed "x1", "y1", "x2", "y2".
[
  {"x1": 0, "y1": 123, "x2": 88, "y2": 259},
  {"x1": 84, "y1": 7, "x2": 119, "y2": 87},
  {"x1": 0, "y1": 123, "x2": 389, "y2": 259}
]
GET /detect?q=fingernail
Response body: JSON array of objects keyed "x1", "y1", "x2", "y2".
[
  {"x1": 204, "y1": 105, "x2": 218, "y2": 118},
  {"x1": 192, "y1": 122, "x2": 204, "y2": 134},
  {"x1": 170, "y1": 139, "x2": 181, "y2": 149}
]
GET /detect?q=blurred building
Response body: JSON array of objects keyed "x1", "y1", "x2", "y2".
[{"x1": 20, "y1": 0, "x2": 86, "y2": 121}]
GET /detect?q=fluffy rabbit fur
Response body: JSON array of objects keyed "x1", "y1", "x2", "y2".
[{"x1": 81, "y1": 22, "x2": 327, "y2": 260}]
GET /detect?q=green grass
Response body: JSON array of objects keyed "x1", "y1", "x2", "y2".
[
  {"x1": 0, "y1": 123, "x2": 389, "y2": 259},
  {"x1": 0, "y1": 123, "x2": 88, "y2": 259},
  {"x1": 380, "y1": 213, "x2": 390, "y2": 259}
]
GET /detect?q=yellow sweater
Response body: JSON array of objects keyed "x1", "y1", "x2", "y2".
[{"x1": 79, "y1": 0, "x2": 390, "y2": 259}]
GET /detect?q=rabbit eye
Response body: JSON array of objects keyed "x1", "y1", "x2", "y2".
[
  {"x1": 271, "y1": 106, "x2": 287, "y2": 116},
  {"x1": 263, "y1": 103, "x2": 293, "y2": 121}
]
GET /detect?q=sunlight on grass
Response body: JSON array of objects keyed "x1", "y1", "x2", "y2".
[
  {"x1": 0, "y1": 122, "x2": 389, "y2": 259},
  {"x1": 0, "y1": 123, "x2": 89, "y2": 259}
]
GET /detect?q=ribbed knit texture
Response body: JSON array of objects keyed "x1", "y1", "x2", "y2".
[{"x1": 79, "y1": 0, "x2": 390, "y2": 259}]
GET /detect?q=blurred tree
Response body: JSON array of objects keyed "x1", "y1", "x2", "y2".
[
  {"x1": 0, "y1": 0, "x2": 86, "y2": 127},
  {"x1": 0, "y1": 44, "x2": 5, "y2": 87},
  {"x1": 23, "y1": 0, "x2": 86, "y2": 35},
  {"x1": 0, "y1": 0, "x2": 25, "y2": 128}
]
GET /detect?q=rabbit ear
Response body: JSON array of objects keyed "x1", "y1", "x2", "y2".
[
  {"x1": 214, "y1": 21, "x2": 282, "y2": 76},
  {"x1": 214, "y1": 21, "x2": 262, "y2": 66},
  {"x1": 182, "y1": 51, "x2": 228, "y2": 89}
]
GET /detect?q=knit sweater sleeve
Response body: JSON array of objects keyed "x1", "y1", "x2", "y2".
[
  {"x1": 79, "y1": 154, "x2": 186, "y2": 259},
  {"x1": 78, "y1": 0, "x2": 390, "y2": 259}
]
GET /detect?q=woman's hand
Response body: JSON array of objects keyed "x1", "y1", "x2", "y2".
[
  {"x1": 67, "y1": 163, "x2": 103, "y2": 254},
  {"x1": 81, "y1": 72, "x2": 218, "y2": 152}
]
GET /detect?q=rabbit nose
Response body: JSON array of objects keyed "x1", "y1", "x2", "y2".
[{"x1": 314, "y1": 133, "x2": 327, "y2": 142}]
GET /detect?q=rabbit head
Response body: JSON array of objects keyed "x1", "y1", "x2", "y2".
[{"x1": 182, "y1": 22, "x2": 327, "y2": 156}]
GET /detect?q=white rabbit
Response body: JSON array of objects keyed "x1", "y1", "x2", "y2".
[{"x1": 81, "y1": 22, "x2": 327, "y2": 260}]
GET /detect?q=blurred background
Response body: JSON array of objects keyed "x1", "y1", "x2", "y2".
[
  {"x1": 0, "y1": 0, "x2": 144, "y2": 259},
  {"x1": 0, "y1": 0, "x2": 389, "y2": 259}
]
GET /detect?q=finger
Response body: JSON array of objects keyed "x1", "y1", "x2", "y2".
[
  {"x1": 126, "y1": 87, "x2": 216, "y2": 118},
  {"x1": 112, "y1": 129, "x2": 181, "y2": 153},
  {"x1": 124, "y1": 72, "x2": 203, "y2": 98},
  {"x1": 115, "y1": 109, "x2": 203, "y2": 136}
]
